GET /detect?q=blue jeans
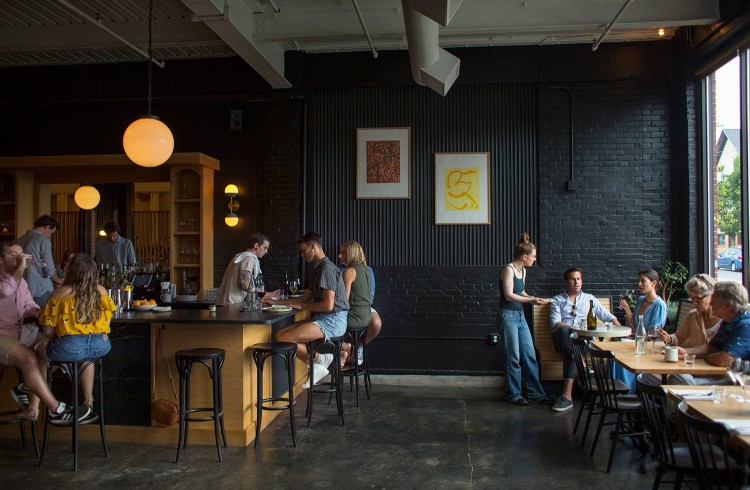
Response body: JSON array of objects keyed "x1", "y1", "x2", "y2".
[
  {"x1": 498, "y1": 309, "x2": 546, "y2": 401},
  {"x1": 46, "y1": 333, "x2": 111, "y2": 362}
]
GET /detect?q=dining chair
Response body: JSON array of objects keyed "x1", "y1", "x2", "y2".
[
  {"x1": 570, "y1": 337, "x2": 629, "y2": 448},
  {"x1": 677, "y1": 400, "x2": 749, "y2": 490},
  {"x1": 588, "y1": 348, "x2": 649, "y2": 473},
  {"x1": 636, "y1": 374, "x2": 695, "y2": 489}
]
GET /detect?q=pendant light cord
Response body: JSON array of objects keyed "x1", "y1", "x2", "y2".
[{"x1": 147, "y1": 0, "x2": 153, "y2": 116}]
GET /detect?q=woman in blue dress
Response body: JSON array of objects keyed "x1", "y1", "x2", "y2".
[{"x1": 617, "y1": 268, "x2": 668, "y2": 389}]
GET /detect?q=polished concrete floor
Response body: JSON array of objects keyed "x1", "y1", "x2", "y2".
[{"x1": 0, "y1": 380, "x2": 656, "y2": 489}]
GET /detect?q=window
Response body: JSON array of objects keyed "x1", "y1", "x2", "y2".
[{"x1": 704, "y1": 56, "x2": 744, "y2": 284}]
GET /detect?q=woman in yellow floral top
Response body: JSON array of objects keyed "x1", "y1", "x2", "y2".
[{"x1": 41, "y1": 254, "x2": 114, "y2": 409}]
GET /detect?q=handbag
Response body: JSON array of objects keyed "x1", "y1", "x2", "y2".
[{"x1": 150, "y1": 326, "x2": 180, "y2": 426}]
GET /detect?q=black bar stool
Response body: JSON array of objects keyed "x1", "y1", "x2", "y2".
[
  {"x1": 0, "y1": 366, "x2": 39, "y2": 458},
  {"x1": 305, "y1": 336, "x2": 345, "y2": 427},
  {"x1": 341, "y1": 326, "x2": 371, "y2": 406},
  {"x1": 174, "y1": 348, "x2": 227, "y2": 463},
  {"x1": 250, "y1": 342, "x2": 297, "y2": 448},
  {"x1": 39, "y1": 358, "x2": 108, "y2": 471}
]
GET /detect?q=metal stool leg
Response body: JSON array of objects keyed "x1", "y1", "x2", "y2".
[
  {"x1": 175, "y1": 358, "x2": 187, "y2": 463},
  {"x1": 254, "y1": 351, "x2": 265, "y2": 448},
  {"x1": 286, "y1": 351, "x2": 297, "y2": 446},
  {"x1": 211, "y1": 358, "x2": 222, "y2": 462},
  {"x1": 72, "y1": 362, "x2": 79, "y2": 471},
  {"x1": 217, "y1": 357, "x2": 227, "y2": 448},
  {"x1": 96, "y1": 359, "x2": 108, "y2": 457}
]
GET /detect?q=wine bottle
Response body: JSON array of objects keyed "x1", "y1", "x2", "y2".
[{"x1": 587, "y1": 300, "x2": 597, "y2": 330}]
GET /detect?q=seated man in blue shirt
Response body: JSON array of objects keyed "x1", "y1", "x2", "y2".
[
  {"x1": 669, "y1": 281, "x2": 750, "y2": 385},
  {"x1": 549, "y1": 267, "x2": 620, "y2": 412}
]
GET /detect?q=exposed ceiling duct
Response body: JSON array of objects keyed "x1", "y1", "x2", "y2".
[{"x1": 401, "y1": 0, "x2": 462, "y2": 97}]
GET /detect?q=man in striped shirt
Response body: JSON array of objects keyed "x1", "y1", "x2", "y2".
[{"x1": 273, "y1": 232, "x2": 349, "y2": 387}]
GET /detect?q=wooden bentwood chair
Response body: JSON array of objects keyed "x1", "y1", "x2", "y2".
[
  {"x1": 636, "y1": 374, "x2": 695, "y2": 489},
  {"x1": 677, "y1": 400, "x2": 749, "y2": 490},
  {"x1": 588, "y1": 348, "x2": 649, "y2": 473}
]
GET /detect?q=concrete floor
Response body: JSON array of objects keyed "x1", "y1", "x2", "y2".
[{"x1": 0, "y1": 381, "x2": 656, "y2": 489}]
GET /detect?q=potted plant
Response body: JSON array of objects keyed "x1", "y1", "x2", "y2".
[{"x1": 660, "y1": 260, "x2": 689, "y2": 331}]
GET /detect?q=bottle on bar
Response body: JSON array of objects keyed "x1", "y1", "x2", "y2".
[{"x1": 635, "y1": 315, "x2": 646, "y2": 355}]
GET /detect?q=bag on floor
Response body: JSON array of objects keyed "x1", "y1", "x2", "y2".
[{"x1": 151, "y1": 326, "x2": 179, "y2": 426}]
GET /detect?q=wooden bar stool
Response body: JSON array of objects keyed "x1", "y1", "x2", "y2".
[
  {"x1": 0, "y1": 366, "x2": 39, "y2": 458},
  {"x1": 341, "y1": 326, "x2": 371, "y2": 406},
  {"x1": 250, "y1": 342, "x2": 297, "y2": 448},
  {"x1": 305, "y1": 336, "x2": 345, "y2": 427},
  {"x1": 39, "y1": 358, "x2": 108, "y2": 471},
  {"x1": 174, "y1": 348, "x2": 227, "y2": 463}
]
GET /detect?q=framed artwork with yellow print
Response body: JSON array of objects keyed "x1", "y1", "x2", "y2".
[{"x1": 434, "y1": 152, "x2": 490, "y2": 225}]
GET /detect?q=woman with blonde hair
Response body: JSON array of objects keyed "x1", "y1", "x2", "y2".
[
  {"x1": 497, "y1": 232, "x2": 551, "y2": 405},
  {"x1": 337, "y1": 240, "x2": 372, "y2": 367},
  {"x1": 658, "y1": 274, "x2": 721, "y2": 351},
  {"x1": 41, "y1": 253, "x2": 114, "y2": 412}
]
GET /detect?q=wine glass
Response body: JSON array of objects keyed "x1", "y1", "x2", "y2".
[
  {"x1": 255, "y1": 274, "x2": 266, "y2": 308},
  {"x1": 288, "y1": 278, "x2": 299, "y2": 296},
  {"x1": 726, "y1": 357, "x2": 741, "y2": 397},
  {"x1": 241, "y1": 274, "x2": 256, "y2": 311},
  {"x1": 647, "y1": 324, "x2": 659, "y2": 353},
  {"x1": 618, "y1": 288, "x2": 631, "y2": 310}
]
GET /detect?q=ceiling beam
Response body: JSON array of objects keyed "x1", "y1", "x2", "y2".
[{"x1": 181, "y1": 0, "x2": 291, "y2": 89}]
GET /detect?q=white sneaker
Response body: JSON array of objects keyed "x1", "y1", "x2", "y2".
[
  {"x1": 301, "y1": 363, "x2": 329, "y2": 389},
  {"x1": 357, "y1": 346, "x2": 364, "y2": 366},
  {"x1": 316, "y1": 353, "x2": 334, "y2": 369}
]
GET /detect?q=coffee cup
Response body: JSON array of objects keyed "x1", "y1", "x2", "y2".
[
  {"x1": 161, "y1": 281, "x2": 171, "y2": 291},
  {"x1": 664, "y1": 346, "x2": 678, "y2": 362},
  {"x1": 160, "y1": 293, "x2": 173, "y2": 303}
]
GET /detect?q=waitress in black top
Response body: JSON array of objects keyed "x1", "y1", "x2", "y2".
[{"x1": 498, "y1": 233, "x2": 552, "y2": 405}]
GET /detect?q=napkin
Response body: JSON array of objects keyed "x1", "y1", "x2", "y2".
[
  {"x1": 671, "y1": 389, "x2": 714, "y2": 400},
  {"x1": 714, "y1": 419, "x2": 750, "y2": 435}
]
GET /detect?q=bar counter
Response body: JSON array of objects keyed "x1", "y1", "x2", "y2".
[{"x1": 0, "y1": 304, "x2": 310, "y2": 447}]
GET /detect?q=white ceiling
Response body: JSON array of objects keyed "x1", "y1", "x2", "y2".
[{"x1": 0, "y1": 0, "x2": 722, "y2": 88}]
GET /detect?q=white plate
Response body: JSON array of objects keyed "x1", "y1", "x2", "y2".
[
  {"x1": 175, "y1": 295, "x2": 198, "y2": 302},
  {"x1": 133, "y1": 304, "x2": 156, "y2": 311},
  {"x1": 262, "y1": 305, "x2": 293, "y2": 313},
  {"x1": 153, "y1": 306, "x2": 172, "y2": 312},
  {"x1": 289, "y1": 294, "x2": 304, "y2": 298}
]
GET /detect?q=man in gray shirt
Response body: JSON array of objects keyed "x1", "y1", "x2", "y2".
[
  {"x1": 95, "y1": 221, "x2": 136, "y2": 266},
  {"x1": 16, "y1": 215, "x2": 62, "y2": 307},
  {"x1": 272, "y1": 232, "x2": 349, "y2": 387}
]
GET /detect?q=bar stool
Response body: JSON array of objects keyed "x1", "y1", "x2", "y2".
[
  {"x1": 250, "y1": 342, "x2": 297, "y2": 448},
  {"x1": 174, "y1": 348, "x2": 227, "y2": 463},
  {"x1": 340, "y1": 326, "x2": 371, "y2": 406},
  {"x1": 306, "y1": 336, "x2": 345, "y2": 427},
  {"x1": 39, "y1": 358, "x2": 108, "y2": 471},
  {"x1": 0, "y1": 366, "x2": 39, "y2": 458}
]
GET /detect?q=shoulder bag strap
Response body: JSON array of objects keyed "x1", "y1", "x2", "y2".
[{"x1": 157, "y1": 326, "x2": 179, "y2": 403}]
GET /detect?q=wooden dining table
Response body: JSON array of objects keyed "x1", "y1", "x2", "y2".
[
  {"x1": 590, "y1": 340, "x2": 727, "y2": 383},
  {"x1": 665, "y1": 385, "x2": 750, "y2": 451}
]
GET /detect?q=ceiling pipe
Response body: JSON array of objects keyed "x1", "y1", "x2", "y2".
[
  {"x1": 57, "y1": 0, "x2": 164, "y2": 68},
  {"x1": 401, "y1": 0, "x2": 460, "y2": 96},
  {"x1": 351, "y1": 0, "x2": 378, "y2": 59},
  {"x1": 592, "y1": 0, "x2": 635, "y2": 51}
]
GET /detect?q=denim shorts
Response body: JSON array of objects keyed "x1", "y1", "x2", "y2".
[
  {"x1": 46, "y1": 333, "x2": 111, "y2": 362},
  {"x1": 312, "y1": 310, "x2": 348, "y2": 339}
]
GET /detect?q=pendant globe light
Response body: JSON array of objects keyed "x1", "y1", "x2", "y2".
[
  {"x1": 74, "y1": 185, "x2": 100, "y2": 210},
  {"x1": 123, "y1": 0, "x2": 174, "y2": 167}
]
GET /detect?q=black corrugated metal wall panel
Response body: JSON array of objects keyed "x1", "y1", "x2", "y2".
[{"x1": 308, "y1": 83, "x2": 538, "y2": 266}]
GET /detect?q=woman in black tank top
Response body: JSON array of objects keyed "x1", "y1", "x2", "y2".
[{"x1": 498, "y1": 233, "x2": 552, "y2": 405}]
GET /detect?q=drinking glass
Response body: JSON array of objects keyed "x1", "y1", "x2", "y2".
[
  {"x1": 255, "y1": 274, "x2": 266, "y2": 308},
  {"x1": 618, "y1": 288, "x2": 631, "y2": 310},
  {"x1": 684, "y1": 353, "x2": 696, "y2": 367},
  {"x1": 288, "y1": 278, "x2": 299, "y2": 296},
  {"x1": 727, "y1": 357, "x2": 744, "y2": 398},
  {"x1": 647, "y1": 324, "x2": 659, "y2": 353},
  {"x1": 714, "y1": 388, "x2": 727, "y2": 404}
]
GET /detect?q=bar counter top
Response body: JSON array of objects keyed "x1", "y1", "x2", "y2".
[{"x1": 111, "y1": 303, "x2": 298, "y2": 324}]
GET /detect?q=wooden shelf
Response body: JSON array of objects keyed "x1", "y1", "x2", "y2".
[
  {"x1": 173, "y1": 231, "x2": 200, "y2": 235},
  {"x1": 174, "y1": 198, "x2": 200, "y2": 203},
  {"x1": 174, "y1": 263, "x2": 201, "y2": 268}
]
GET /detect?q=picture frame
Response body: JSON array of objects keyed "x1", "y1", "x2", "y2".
[
  {"x1": 434, "y1": 152, "x2": 491, "y2": 225},
  {"x1": 356, "y1": 127, "x2": 411, "y2": 199}
]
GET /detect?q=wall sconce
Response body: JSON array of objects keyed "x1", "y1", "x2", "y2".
[
  {"x1": 225, "y1": 184, "x2": 239, "y2": 227},
  {"x1": 122, "y1": 0, "x2": 174, "y2": 167},
  {"x1": 74, "y1": 185, "x2": 100, "y2": 210}
]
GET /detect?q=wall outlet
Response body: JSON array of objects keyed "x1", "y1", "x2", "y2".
[
  {"x1": 488, "y1": 333, "x2": 499, "y2": 345},
  {"x1": 230, "y1": 109, "x2": 242, "y2": 131}
]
